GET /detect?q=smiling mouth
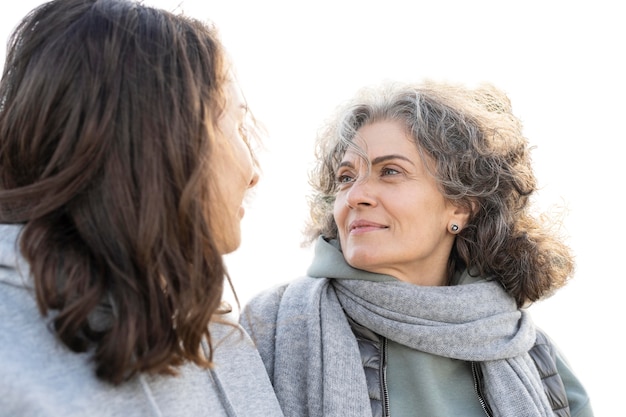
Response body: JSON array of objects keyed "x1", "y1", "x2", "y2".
[{"x1": 349, "y1": 223, "x2": 388, "y2": 234}]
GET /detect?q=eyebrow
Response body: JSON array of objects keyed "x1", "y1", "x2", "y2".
[{"x1": 338, "y1": 154, "x2": 415, "y2": 168}]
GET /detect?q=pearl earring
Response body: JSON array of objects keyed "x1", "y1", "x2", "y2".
[{"x1": 451, "y1": 224, "x2": 459, "y2": 232}]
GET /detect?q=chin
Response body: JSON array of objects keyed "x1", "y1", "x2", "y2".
[
  {"x1": 344, "y1": 252, "x2": 378, "y2": 272},
  {"x1": 217, "y1": 233, "x2": 242, "y2": 255}
]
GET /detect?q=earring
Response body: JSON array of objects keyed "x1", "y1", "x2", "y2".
[{"x1": 450, "y1": 224, "x2": 459, "y2": 233}]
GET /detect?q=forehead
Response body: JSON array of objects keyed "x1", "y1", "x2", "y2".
[{"x1": 343, "y1": 120, "x2": 417, "y2": 158}]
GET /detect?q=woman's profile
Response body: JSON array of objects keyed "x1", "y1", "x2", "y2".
[{"x1": 0, "y1": 1, "x2": 283, "y2": 416}]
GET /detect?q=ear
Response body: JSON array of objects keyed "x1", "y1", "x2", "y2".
[
  {"x1": 447, "y1": 199, "x2": 475, "y2": 233},
  {"x1": 451, "y1": 205, "x2": 471, "y2": 227}
]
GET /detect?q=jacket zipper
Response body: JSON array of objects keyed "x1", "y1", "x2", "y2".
[
  {"x1": 381, "y1": 336, "x2": 391, "y2": 417},
  {"x1": 379, "y1": 342, "x2": 492, "y2": 417},
  {"x1": 471, "y1": 362, "x2": 493, "y2": 417}
]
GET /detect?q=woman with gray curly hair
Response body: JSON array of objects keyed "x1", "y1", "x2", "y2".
[{"x1": 242, "y1": 81, "x2": 593, "y2": 417}]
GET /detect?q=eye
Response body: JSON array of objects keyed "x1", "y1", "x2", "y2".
[
  {"x1": 336, "y1": 173, "x2": 355, "y2": 184},
  {"x1": 335, "y1": 167, "x2": 356, "y2": 185},
  {"x1": 381, "y1": 166, "x2": 400, "y2": 176}
]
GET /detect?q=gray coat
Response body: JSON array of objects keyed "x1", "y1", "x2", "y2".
[
  {"x1": 350, "y1": 317, "x2": 571, "y2": 417},
  {"x1": 0, "y1": 224, "x2": 284, "y2": 417}
]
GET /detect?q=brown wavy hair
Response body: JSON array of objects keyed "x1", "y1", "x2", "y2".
[
  {"x1": 306, "y1": 81, "x2": 573, "y2": 307},
  {"x1": 0, "y1": 0, "x2": 236, "y2": 384}
]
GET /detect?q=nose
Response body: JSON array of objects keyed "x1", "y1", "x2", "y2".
[
  {"x1": 248, "y1": 168, "x2": 260, "y2": 189},
  {"x1": 345, "y1": 178, "x2": 376, "y2": 208}
]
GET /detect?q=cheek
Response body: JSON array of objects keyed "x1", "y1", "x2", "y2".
[{"x1": 333, "y1": 196, "x2": 346, "y2": 227}]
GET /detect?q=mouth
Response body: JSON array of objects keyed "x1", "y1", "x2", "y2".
[{"x1": 348, "y1": 220, "x2": 388, "y2": 234}]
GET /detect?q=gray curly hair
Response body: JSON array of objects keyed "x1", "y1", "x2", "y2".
[{"x1": 306, "y1": 80, "x2": 573, "y2": 307}]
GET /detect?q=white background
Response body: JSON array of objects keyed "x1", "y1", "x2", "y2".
[{"x1": 2, "y1": 1, "x2": 624, "y2": 415}]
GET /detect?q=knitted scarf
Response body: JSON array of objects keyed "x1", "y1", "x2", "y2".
[{"x1": 268, "y1": 238, "x2": 553, "y2": 417}]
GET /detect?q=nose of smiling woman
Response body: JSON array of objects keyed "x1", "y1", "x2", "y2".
[{"x1": 345, "y1": 177, "x2": 377, "y2": 209}]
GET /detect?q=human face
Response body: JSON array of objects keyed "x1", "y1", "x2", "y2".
[
  {"x1": 333, "y1": 120, "x2": 465, "y2": 286},
  {"x1": 212, "y1": 80, "x2": 259, "y2": 254}
]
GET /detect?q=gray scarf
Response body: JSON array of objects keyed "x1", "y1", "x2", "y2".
[{"x1": 270, "y1": 238, "x2": 553, "y2": 417}]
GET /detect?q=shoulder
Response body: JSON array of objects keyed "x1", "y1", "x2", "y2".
[
  {"x1": 242, "y1": 276, "x2": 324, "y2": 321},
  {"x1": 0, "y1": 288, "x2": 112, "y2": 416},
  {"x1": 530, "y1": 329, "x2": 594, "y2": 417},
  {"x1": 529, "y1": 328, "x2": 559, "y2": 375},
  {"x1": 239, "y1": 282, "x2": 289, "y2": 339},
  {"x1": 243, "y1": 282, "x2": 289, "y2": 316},
  {"x1": 239, "y1": 277, "x2": 324, "y2": 380},
  {"x1": 207, "y1": 321, "x2": 283, "y2": 416}
]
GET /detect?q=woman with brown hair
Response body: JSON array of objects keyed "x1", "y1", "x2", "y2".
[{"x1": 0, "y1": 0, "x2": 283, "y2": 416}]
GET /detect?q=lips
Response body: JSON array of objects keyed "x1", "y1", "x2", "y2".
[{"x1": 348, "y1": 219, "x2": 388, "y2": 234}]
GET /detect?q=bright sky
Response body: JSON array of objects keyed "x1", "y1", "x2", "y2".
[{"x1": 2, "y1": 1, "x2": 623, "y2": 414}]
